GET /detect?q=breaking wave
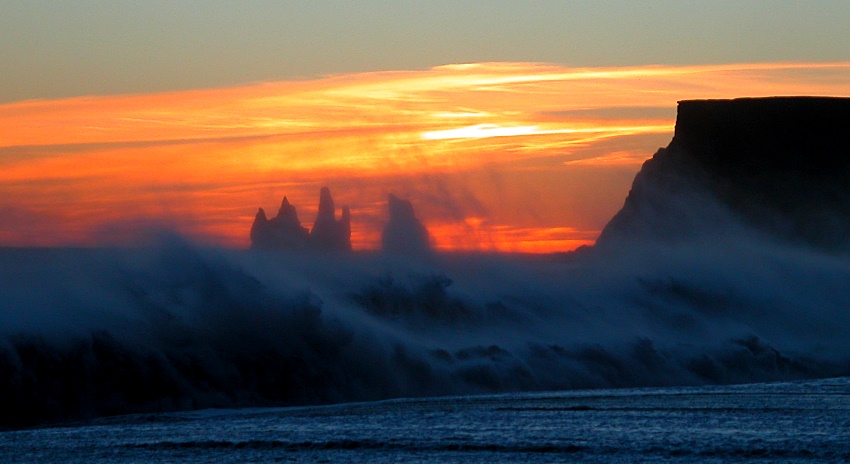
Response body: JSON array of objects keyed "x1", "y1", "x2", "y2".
[{"x1": 2, "y1": 231, "x2": 850, "y2": 428}]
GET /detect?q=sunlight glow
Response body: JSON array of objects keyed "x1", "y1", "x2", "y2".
[
  {"x1": 1, "y1": 61, "x2": 848, "y2": 251},
  {"x1": 422, "y1": 124, "x2": 542, "y2": 140},
  {"x1": 421, "y1": 124, "x2": 672, "y2": 140}
]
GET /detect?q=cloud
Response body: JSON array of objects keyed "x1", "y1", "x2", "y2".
[
  {"x1": 539, "y1": 106, "x2": 676, "y2": 121},
  {"x1": 1, "y1": 61, "x2": 848, "y2": 250}
]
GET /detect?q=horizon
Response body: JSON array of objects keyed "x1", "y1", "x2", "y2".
[
  {"x1": 2, "y1": 61, "x2": 850, "y2": 252},
  {"x1": 3, "y1": 2, "x2": 850, "y2": 252},
  {"x1": 7, "y1": 2, "x2": 850, "y2": 444}
]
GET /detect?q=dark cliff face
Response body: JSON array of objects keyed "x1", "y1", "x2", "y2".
[{"x1": 597, "y1": 97, "x2": 850, "y2": 251}]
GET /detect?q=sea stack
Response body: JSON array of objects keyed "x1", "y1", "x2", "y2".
[
  {"x1": 249, "y1": 208, "x2": 274, "y2": 249},
  {"x1": 250, "y1": 197, "x2": 310, "y2": 250},
  {"x1": 309, "y1": 187, "x2": 352, "y2": 251},
  {"x1": 381, "y1": 193, "x2": 431, "y2": 255},
  {"x1": 596, "y1": 97, "x2": 850, "y2": 251},
  {"x1": 250, "y1": 187, "x2": 351, "y2": 251}
]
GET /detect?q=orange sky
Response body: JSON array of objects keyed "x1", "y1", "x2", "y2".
[{"x1": 2, "y1": 61, "x2": 849, "y2": 252}]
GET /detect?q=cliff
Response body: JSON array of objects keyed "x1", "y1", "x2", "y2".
[{"x1": 597, "y1": 97, "x2": 850, "y2": 251}]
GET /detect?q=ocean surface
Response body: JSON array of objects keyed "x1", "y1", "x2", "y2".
[{"x1": 3, "y1": 376, "x2": 849, "y2": 463}]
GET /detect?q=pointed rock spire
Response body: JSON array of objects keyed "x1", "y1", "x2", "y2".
[
  {"x1": 277, "y1": 196, "x2": 297, "y2": 219},
  {"x1": 309, "y1": 187, "x2": 351, "y2": 251},
  {"x1": 250, "y1": 188, "x2": 352, "y2": 252},
  {"x1": 250, "y1": 208, "x2": 274, "y2": 249},
  {"x1": 381, "y1": 194, "x2": 431, "y2": 255},
  {"x1": 316, "y1": 187, "x2": 335, "y2": 222},
  {"x1": 272, "y1": 196, "x2": 309, "y2": 248}
]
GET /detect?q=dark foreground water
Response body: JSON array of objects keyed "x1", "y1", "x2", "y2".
[{"x1": 2, "y1": 376, "x2": 849, "y2": 463}]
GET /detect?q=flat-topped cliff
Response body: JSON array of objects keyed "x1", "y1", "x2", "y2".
[{"x1": 597, "y1": 97, "x2": 850, "y2": 250}]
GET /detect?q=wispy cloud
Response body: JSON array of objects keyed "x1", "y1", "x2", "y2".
[{"x1": 1, "y1": 61, "x2": 848, "y2": 250}]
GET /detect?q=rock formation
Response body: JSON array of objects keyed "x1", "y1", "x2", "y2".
[
  {"x1": 309, "y1": 187, "x2": 352, "y2": 251},
  {"x1": 596, "y1": 97, "x2": 850, "y2": 251},
  {"x1": 250, "y1": 187, "x2": 351, "y2": 251},
  {"x1": 249, "y1": 208, "x2": 276, "y2": 249},
  {"x1": 381, "y1": 193, "x2": 431, "y2": 255},
  {"x1": 275, "y1": 197, "x2": 310, "y2": 243}
]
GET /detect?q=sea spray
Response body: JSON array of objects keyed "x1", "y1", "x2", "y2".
[{"x1": 2, "y1": 231, "x2": 849, "y2": 428}]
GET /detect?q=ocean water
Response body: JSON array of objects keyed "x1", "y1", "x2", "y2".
[
  {"x1": 3, "y1": 234, "x2": 850, "y2": 459},
  {"x1": 2, "y1": 377, "x2": 849, "y2": 463}
]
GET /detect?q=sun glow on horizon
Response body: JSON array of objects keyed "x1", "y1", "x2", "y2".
[{"x1": 1, "y1": 61, "x2": 849, "y2": 252}]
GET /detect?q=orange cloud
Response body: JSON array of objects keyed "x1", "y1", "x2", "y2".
[{"x1": 1, "y1": 61, "x2": 849, "y2": 251}]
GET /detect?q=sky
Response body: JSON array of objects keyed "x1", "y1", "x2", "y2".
[{"x1": 2, "y1": 1, "x2": 850, "y2": 252}]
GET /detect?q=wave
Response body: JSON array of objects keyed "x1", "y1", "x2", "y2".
[
  {"x1": 2, "y1": 231, "x2": 850, "y2": 428},
  {"x1": 125, "y1": 438, "x2": 850, "y2": 460},
  {"x1": 128, "y1": 439, "x2": 585, "y2": 454}
]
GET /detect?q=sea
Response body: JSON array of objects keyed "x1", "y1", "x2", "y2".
[
  {"x1": 3, "y1": 235, "x2": 850, "y2": 461},
  {"x1": 2, "y1": 376, "x2": 849, "y2": 463}
]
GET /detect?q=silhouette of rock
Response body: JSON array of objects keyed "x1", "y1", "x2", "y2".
[
  {"x1": 249, "y1": 208, "x2": 275, "y2": 249},
  {"x1": 271, "y1": 196, "x2": 310, "y2": 249},
  {"x1": 597, "y1": 97, "x2": 850, "y2": 251},
  {"x1": 250, "y1": 197, "x2": 310, "y2": 250},
  {"x1": 381, "y1": 194, "x2": 431, "y2": 255},
  {"x1": 309, "y1": 187, "x2": 352, "y2": 251},
  {"x1": 250, "y1": 188, "x2": 349, "y2": 251}
]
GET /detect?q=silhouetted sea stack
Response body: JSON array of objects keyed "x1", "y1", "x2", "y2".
[
  {"x1": 381, "y1": 193, "x2": 432, "y2": 255},
  {"x1": 597, "y1": 97, "x2": 850, "y2": 251},
  {"x1": 251, "y1": 187, "x2": 351, "y2": 251},
  {"x1": 309, "y1": 187, "x2": 352, "y2": 252}
]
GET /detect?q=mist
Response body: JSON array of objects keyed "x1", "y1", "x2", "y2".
[
  {"x1": 7, "y1": 96, "x2": 850, "y2": 428},
  {"x1": 2, "y1": 213, "x2": 849, "y2": 428}
]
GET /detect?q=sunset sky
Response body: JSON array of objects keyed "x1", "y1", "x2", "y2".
[{"x1": 2, "y1": 1, "x2": 849, "y2": 252}]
